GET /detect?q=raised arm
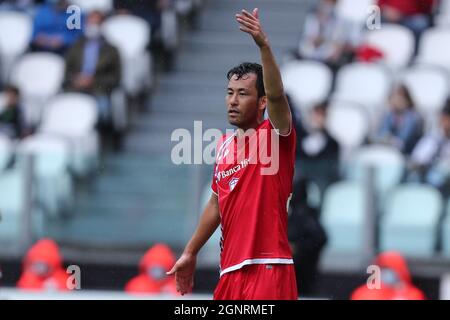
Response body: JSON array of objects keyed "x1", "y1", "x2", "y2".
[
  {"x1": 167, "y1": 193, "x2": 220, "y2": 295},
  {"x1": 236, "y1": 8, "x2": 292, "y2": 135}
]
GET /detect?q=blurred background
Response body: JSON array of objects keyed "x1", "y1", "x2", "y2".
[{"x1": 0, "y1": 0, "x2": 450, "y2": 300}]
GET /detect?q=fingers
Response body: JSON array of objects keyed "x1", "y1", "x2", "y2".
[
  {"x1": 253, "y1": 8, "x2": 259, "y2": 19},
  {"x1": 166, "y1": 265, "x2": 177, "y2": 276},
  {"x1": 236, "y1": 17, "x2": 258, "y2": 31},
  {"x1": 241, "y1": 9, "x2": 257, "y2": 21}
]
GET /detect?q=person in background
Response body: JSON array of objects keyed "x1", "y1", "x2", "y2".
[
  {"x1": 31, "y1": 0, "x2": 83, "y2": 54},
  {"x1": 409, "y1": 103, "x2": 450, "y2": 196},
  {"x1": 297, "y1": 0, "x2": 348, "y2": 69},
  {"x1": 377, "y1": 0, "x2": 435, "y2": 40},
  {"x1": 375, "y1": 84, "x2": 423, "y2": 155},
  {"x1": 17, "y1": 238, "x2": 70, "y2": 291},
  {"x1": 63, "y1": 10, "x2": 122, "y2": 149},
  {"x1": 288, "y1": 178, "x2": 327, "y2": 297},
  {"x1": 351, "y1": 251, "x2": 426, "y2": 300},
  {"x1": 125, "y1": 243, "x2": 179, "y2": 295},
  {"x1": 0, "y1": 85, "x2": 27, "y2": 139},
  {"x1": 295, "y1": 100, "x2": 340, "y2": 199}
]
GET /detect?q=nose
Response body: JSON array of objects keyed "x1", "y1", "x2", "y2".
[{"x1": 229, "y1": 93, "x2": 239, "y2": 106}]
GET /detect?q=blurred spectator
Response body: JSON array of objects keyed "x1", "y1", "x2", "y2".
[
  {"x1": 294, "y1": 100, "x2": 340, "y2": 198},
  {"x1": 31, "y1": 0, "x2": 83, "y2": 54},
  {"x1": 351, "y1": 251, "x2": 426, "y2": 300},
  {"x1": 378, "y1": 0, "x2": 435, "y2": 39},
  {"x1": 409, "y1": 103, "x2": 450, "y2": 196},
  {"x1": 63, "y1": 10, "x2": 123, "y2": 149},
  {"x1": 114, "y1": 0, "x2": 176, "y2": 71},
  {"x1": 64, "y1": 11, "x2": 121, "y2": 120},
  {"x1": 0, "y1": 85, "x2": 27, "y2": 139},
  {"x1": 297, "y1": 0, "x2": 349, "y2": 69},
  {"x1": 0, "y1": 0, "x2": 42, "y2": 12},
  {"x1": 125, "y1": 243, "x2": 179, "y2": 295},
  {"x1": 288, "y1": 178, "x2": 327, "y2": 296},
  {"x1": 17, "y1": 238, "x2": 70, "y2": 291},
  {"x1": 374, "y1": 85, "x2": 423, "y2": 155}
]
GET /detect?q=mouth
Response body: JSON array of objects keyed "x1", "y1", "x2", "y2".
[{"x1": 228, "y1": 110, "x2": 240, "y2": 116}]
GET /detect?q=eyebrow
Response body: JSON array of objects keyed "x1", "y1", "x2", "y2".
[{"x1": 227, "y1": 87, "x2": 249, "y2": 92}]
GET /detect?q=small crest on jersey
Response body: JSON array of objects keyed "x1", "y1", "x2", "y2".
[{"x1": 229, "y1": 177, "x2": 239, "y2": 191}]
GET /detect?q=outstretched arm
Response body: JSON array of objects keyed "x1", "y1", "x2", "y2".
[
  {"x1": 167, "y1": 193, "x2": 220, "y2": 295},
  {"x1": 236, "y1": 8, "x2": 292, "y2": 135}
]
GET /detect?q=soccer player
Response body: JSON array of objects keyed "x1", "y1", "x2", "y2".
[{"x1": 167, "y1": 8, "x2": 297, "y2": 300}]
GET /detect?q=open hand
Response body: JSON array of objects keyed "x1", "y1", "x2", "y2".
[
  {"x1": 236, "y1": 8, "x2": 269, "y2": 48},
  {"x1": 166, "y1": 253, "x2": 197, "y2": 295}
]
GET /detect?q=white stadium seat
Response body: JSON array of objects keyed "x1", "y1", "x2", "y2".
[
  {"x1": 321, "y1": 181, "x2": 366, "y2": 254},
  {"x1": 282, "y1": 60, "x2": 333, "y2": 114},
  {"x1": 40, "y1": 93, "x2": 99, "y2": 177},
  {"x1": 380, "y1": 184, "x2": 442, "y2": 257},
  {"x1": 17, "y1": 134, "x2": 73, "y2": 217},
  {"x1": 416, "y1": 28, "x2": 450, "y2": 72},
  {"x1": 443, "y1": 199, "x2": 450, "y2": 257},
  {"x1": 336, "y1": 0, "x2": 376, "y2": 24},
  {"x1": 326, "y1": 100, "x2": 370, "y2": 157},
  {"x1": 69, "y1": 0, "x2": 113, "y2": 13},
  {"x1": 102, "y1": 15, "x2": 153, "y2": 96},
  {"x1": 365, "y1": 24, "x2": 415, "y2": 70},
  {"x1": 332, "y1": 62, "x2": 392, "y2": 124},
  {"x1": 346, "y1": 145, "x2": 405, "y2": 199},
  {"x1": 0, "y1": 134, "x2": 12, "y2": 172},
  {"x1": 0, "y1": 11, "x2": 32, "y2": 83},
  {"x1": 10, "y1": 53, "x2": 65, "y2": 126},
  {"x1": 401, "y1": 65, "x2": 450, "y2": 131}
]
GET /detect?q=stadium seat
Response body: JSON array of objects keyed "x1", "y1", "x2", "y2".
[
  {"x1": 336, "y1": 0, "x2": 376, "y2": 24},
  {"x1": 281, "y1": 60, "x2": 333, "y2": 114},
  {"x1": 0, "y1": 134, "x2": 12, "y2": 172},
  {"x1": 380, "y1": 184, "x2": 443, "y2": 257},
  {"x1": 400, "y1": 65, "x2": 450, "y2": 131},
  {"x1": 321, "y1": 181, "x2": 367, "y2": 254},
  {"x1": 0, "y1": 11, "x2": 32, "y2": 83},
  {"x1": 326, "y1": 100, "x2": 370, "y2": 160},
  {"x1": 102, "y1": 15, "x2": 153, "y2": 96},
  {"x1": 0, "y1": 167, "x2": 25, "y2": 247},
  {"x1": 443, "y1": 199, "x2": 450, "y2": 256},
  {"x1": 332, "y1": 62, "x2": 392, "y2": 124},
  {"x1": 364, "y1": 24, "x2": 414, "y2": 70},
  {"x1": 39, "y1": 93, "x2": 99, "y2": 177},
  {"x1": 436, "y1": 0, "x2": 450, "y2": 26},
  {"x1": 17, "y1": 134, "x2": 73, "y2": 217},
  {"x1": 416, "y1": 28, "x2": 450, "y2": 72},
  {"x1": 346, "y1": 145, "x2": 405, "y2": 201},
  {"x1": 69, "y1": 0, "x2": 113, "y2": 13},
  {"x1": 10, "y1": 53, "x2": 65, "y2": 127}
]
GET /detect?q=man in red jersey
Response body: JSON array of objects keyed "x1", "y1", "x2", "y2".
[{"x1": 167, "y1": 8, "x2": 297, "y2": 300}]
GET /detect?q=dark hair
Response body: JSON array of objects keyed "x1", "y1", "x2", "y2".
[
  {"x1": 227, "y1": 62, "x2": 265, "y2": 99},
  {"x1": 4, "y1": 85, "x2": 20, "y2": 96},
  {"x1": 313, "y1": 100, "x2": 329, "y2": 114},
  {"x1": 396, "y1": 85, "x2": 415, "y2": 109},
  {"x1": 443, "y1": 100, "x2": 450, "y2": 116}
]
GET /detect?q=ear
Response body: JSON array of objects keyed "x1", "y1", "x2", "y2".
[{"x1": 259, "y1": 96, "x2": 267, "y2": 111}]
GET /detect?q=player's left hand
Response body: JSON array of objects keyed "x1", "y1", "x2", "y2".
[{"x1": 236, "y1": 8, "x2": 269, "y2": 48}]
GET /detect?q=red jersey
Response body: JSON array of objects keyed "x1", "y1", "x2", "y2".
[{"x1": 211, "y1": 119, "x2": 296, "y2": 277}]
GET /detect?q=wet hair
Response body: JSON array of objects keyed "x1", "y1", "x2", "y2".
[{"x1": 227, "y1": 62, "x2": 265, "y2": 99}]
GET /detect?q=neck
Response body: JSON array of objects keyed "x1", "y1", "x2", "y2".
[{"x1": 236, "y1": 118, "x2": 264, "y2": 137}]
